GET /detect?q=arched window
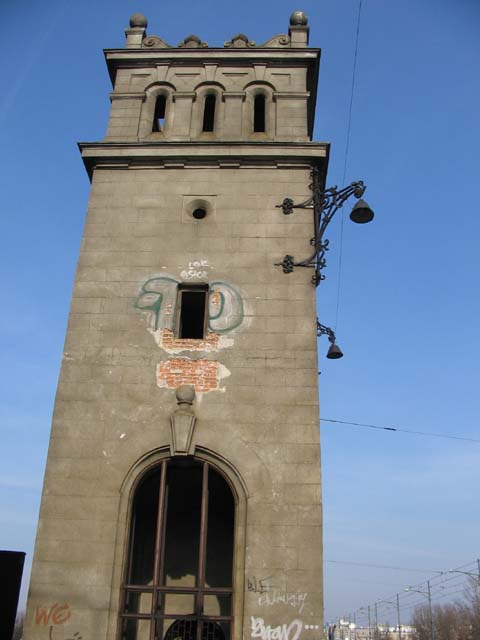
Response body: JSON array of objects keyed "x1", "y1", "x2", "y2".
[
  {"x1": 202, "y1": 95, "x2": 216, "y2": 132},
  {"x1": 153, "y1": 95, "x2": 167, "y2": 132},
  {"x1": 253, "y1": 95, "x2": 266, "y2": 133},
  {"x1": 119, "y1": 459, "x2": 235, "y2": 640}
]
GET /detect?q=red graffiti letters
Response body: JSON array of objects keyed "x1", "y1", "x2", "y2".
[{"x1": 35, "y1": 603, "x2": 71, "y2": 625}]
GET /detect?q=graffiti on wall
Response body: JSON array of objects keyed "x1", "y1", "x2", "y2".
[
  {"x1": 248, "y1": 576, "x2": 308, "y2": 614},
  {"x1": 135, "y1": 267, "x2": 244, "y2": 392},
  {"x1": 135, "y1": 276, "x2": 244, "y2": 351},
  {"x1": 35, "y1": 603, "x2": 71, "y2": 626},
  {"x1": 248, "y1": 576, "x2": 273, "y2": 594},
  {"x1": 251, "y1": 617, "x2": 303, "y2": 640},
  {"x1": 180, "y1": 259, "x2": 210, "y2": 280},
  {"x1": 34, "y1": 603, "x2": 83, "y2": 639},
  {"x1": 258, "y1": 591, "x2": 308, "y2": 614}
]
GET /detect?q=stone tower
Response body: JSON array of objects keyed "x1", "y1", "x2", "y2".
[{"x1": 25, "y1": 12, "x2": 329, "y2": 640}]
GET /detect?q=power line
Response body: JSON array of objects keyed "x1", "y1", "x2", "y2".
[
  {"x1": 350, "y1": 558, "x2": 480, "y2": 626},
  {"x1": 321, "y1": 417, "x2": 480, "y2": 444},
  {"x1": 335, "y1": 0, "x2": 363, "y2": 332},
  {"x1": 326, "y1": 560, "x2": 443, "y2": 574}
]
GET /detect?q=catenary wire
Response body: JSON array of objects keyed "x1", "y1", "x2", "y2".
[
  {"x1": 321, "y1": 417, "x2": 480, "y2": 444},
  {"x1": 335, "y1": 0, "x2": 363, "y2": 332}
]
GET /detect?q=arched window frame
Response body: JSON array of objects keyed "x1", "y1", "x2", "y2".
[
  {"x1": 109, "y1": 450, "x2": 248, "y2": 640},
  {"x1": 139, "y1": 83, "x2": 175, "y2": 139},
  {"x1": 192, "y1": 84, "x2": 225, "y2": 138},
  {"x1": 243, "y1": 83, "x2": 275, "y2": 139}
]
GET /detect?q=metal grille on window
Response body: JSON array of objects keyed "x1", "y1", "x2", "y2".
[{"x1": 119, "y1": 459, "x2": 235, "y2": 640}]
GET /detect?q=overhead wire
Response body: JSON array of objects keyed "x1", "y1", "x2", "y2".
[
  {"x1": 350, "y1": 558, "x2": 480, "y2": 626},
  {"x1": 335, "y1": 0, "x2": 363, "y2": 332},
  {"x1": 321, "y1": 417, "x2": 480, "y2": 444}
]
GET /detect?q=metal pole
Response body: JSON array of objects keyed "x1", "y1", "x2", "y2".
[
  {"x1": 374, "y1": 602, "x2": 378, "y2": 639},
  {"x1": 396, "y1": 593, "x2": 402, "y2": 640},
  {"x1": 427, "y1": 580, "x2": 434, "y2": 640},
  {"x1": 368, "y1": 605, "x2": 371, "y2": 640}
]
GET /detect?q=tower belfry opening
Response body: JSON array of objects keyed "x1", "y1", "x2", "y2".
[
  {"x1": 153, "y1": 95, "x2": 167, "y2": 131},
  {"x1": 202, "y1": 95, "x2": 216, "y2": 132},
  {"x1": 25, "y1": 10, "x2": 328, "y2": 640},
  {"x1": 253, "y1": 95, "x2": 266, "y2": 132}
]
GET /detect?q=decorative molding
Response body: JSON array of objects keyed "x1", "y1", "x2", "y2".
[
  {"x1": 258, "y1": 34, "x2": 290, "y2": 48},
  {"x1": 224, "y1": 34, "x2": 256, "y2": 48},
  {"x1": 170, "y1": 386, "x2": 197, "y2": 456},
  {"x1": 142, "y1": 35, "x2": 172, "y2": 49}
]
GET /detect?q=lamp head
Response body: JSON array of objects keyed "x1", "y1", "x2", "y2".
[
  {"x1": 350, "y1": 198, "x2": 374, "y2": 224},
  {"x1": 326, "y1": 342, "x2": 343, "y2": 359}
]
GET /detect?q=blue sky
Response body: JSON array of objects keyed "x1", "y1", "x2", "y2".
[{"x1": 1, "y1": 0, "x2": 480, "y2": 624}]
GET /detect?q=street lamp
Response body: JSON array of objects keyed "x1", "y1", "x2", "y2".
[
  {"x1": 448, "y1": 562, "x2": 480, "y2": 585},
  {"x1": 275, "y1": 166, "x2": 374, "y2": 358},
  {"x1": 377, "y1": 597, "x2": 402, "y2": 640},
  {"x1": 359, "y1": 606, "x2": 372, "y2": 640},
  {"x1": 317, "y1": 321, "x2": 343, "y2": 359},
  {"x1": 405, "y1": 581, "x2": 434, "y2": 640}
]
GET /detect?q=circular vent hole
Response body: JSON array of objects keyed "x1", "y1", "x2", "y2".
[{"x1": 192, "y1": 208, "x2": 207, "y2": 220}]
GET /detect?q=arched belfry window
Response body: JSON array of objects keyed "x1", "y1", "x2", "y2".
[
  {"x1": 120, "y1": 459, "x2": 235, "y2": 640},
  {"x1": 202, "y1": 95, "x2": 216, "y2": 132},
  {"x1": 253, "y1": 95, "x2": 266, "y2": 133},
  {"x1": 153, "y1": 95, "x2": 167, "y2": 132}
]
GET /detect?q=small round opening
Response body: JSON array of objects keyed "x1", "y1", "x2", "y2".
[{"x1": 192, "y1": 208, "x2": 207, "y2": 220}]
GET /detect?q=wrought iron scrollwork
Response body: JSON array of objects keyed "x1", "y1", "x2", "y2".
[
  {"x1": 316, "y1": 320, "x2": 336, "y2": 344},
  {"x1": 275, "y1": 166, "x2": 367, "y2": 287}
]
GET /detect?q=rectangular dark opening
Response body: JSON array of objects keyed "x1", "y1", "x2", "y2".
[
  {"x1": 202, "y1": 95, "x2": 216, "y2": 132},
  {"x1": 254, "y1": 95, "x2": 266, "y2": 133},
  {"x1": 177, "y1": 286, "x2": 208, "y2": 339},
  {"x1": 153, "y1": 95, "x2": 166, "y2": 132}
]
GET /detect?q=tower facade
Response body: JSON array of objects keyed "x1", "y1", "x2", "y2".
[{"x1": 25, "y1": 12, "x2": 329, "y2": 640}]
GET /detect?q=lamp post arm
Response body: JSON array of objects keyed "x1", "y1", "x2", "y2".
[
  {"x1": 317, "y1": 321, "x2": 337, "y2": 344},
  {"x1": 276, "y1": 166, "x2": 367, "y2": 286}
]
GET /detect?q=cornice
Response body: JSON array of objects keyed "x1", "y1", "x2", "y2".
[{"x1": 78, "y1": 140, "x2": 330, "y2": 181}]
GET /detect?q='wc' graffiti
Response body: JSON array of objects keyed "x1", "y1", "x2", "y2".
[{"x1": 35, "y1": 603, "x2": 71, "y2": 626}]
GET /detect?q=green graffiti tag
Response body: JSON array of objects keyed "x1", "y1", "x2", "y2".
[
  {"x1": 208, "y1": 282, "x2": 244, "y2": 333},
  {"x1": 135, "y1": 277, "x2": 179, "y2": 331},
  {"x1": 135, "y1": 277, "x2": 244, "y2": 334}
]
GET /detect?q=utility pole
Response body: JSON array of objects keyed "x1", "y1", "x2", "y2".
[
  {"x1": 396, "y1": 593, "x2": 402, "y2": 640},
  {"x1": 374, "y1": 602, "x2": 378, "y2": 639},
  {"x1": 368, "y1": 605, "x2": 372, "y2": 640},
  {"x1": 427, "y1": 580, "x2": 434, "y2": 640}
]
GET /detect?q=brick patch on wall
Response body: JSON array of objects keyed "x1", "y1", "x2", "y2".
[
  {"x1": 161, "y1": 328, "x2": 220, "y2": 352},
  {"x1": 157, "y1": 358, "x2": 224, "y2": 392}
]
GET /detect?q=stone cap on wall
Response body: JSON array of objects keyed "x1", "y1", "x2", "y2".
[{"x1": 124, "y1": 12, "x2": 310, "y2": 50}]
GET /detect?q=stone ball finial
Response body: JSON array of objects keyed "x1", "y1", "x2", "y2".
[
  {"x1": 176, "y1": 385, "x2": 196, "y2": 406},
  {"x1": 290, "y1": 11, "x2": 308, "y2": 26},
  {"x1": 129, "y1": 13, "x2": 148, "y2": 28}
]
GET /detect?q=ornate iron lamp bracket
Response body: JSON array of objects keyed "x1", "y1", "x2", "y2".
[
  {"x1": 275, "y1": 166, "x2": 366, "y2": 286},
  {"x1": 317, "y1": 320, "x2": 336, "y2": 344}
]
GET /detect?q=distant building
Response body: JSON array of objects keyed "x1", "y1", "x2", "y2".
[{"x1": 327, "y1": 620, "x2": 415, "y2": 640}]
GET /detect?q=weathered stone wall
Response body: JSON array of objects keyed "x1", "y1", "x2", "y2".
[{"x1": 25, "y1": 164, "x2": 323, "y2": 640}]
